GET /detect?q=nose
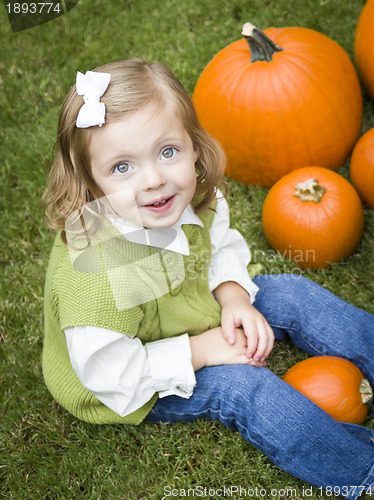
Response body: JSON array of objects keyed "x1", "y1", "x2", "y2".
[{"x1": 141, "y1": 163, "x2": 166, "y2": 191}]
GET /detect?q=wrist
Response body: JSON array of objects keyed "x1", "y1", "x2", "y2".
[
  {"x1": 189, "y1": 334, "x2": 207, "y2": 371},
  {"x1": 214, "y1": 281, "x2": 251, "y2": 307}
]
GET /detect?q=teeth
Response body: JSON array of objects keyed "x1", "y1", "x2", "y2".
[{"x1": 153, "y1": 199, "x2": 167, "y2": 206}]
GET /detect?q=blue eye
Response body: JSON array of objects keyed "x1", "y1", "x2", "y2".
[
  {"x1": 161, "y1": 147, "x2": 178, "y2": 159},
  {"x1": 114, "y1": 162, "x2": 132, "y2": 174}
]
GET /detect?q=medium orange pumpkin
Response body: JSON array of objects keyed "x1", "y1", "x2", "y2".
[
  {"x1": 193, "y1": 23, "x2": 363, "y2": 188},
  {"x1": 349, "y1": 128, "x2": 374, "y2": 210},
  {"x1": 283, "y1": 356, "x2": 372, "y2": 425},
  {"x1": 262, "y1": 166, "x2": 364, "y2": 270},
  {"x1": 355, "y1": 0, "x2": 374, "y2": 101}
]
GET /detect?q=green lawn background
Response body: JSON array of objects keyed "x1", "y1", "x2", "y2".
[{"x1": 1, "y1": 0, "x2": 373, "y2": 498}]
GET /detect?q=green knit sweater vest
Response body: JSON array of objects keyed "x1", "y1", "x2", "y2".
[{"x1": 43, "y1": 207, "x2": 221, "y2": 424}]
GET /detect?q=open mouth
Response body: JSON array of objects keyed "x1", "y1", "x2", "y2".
[
  {"x1": 149, "y1": 198, "x2": 170, "y2": 207},
  {"x1": 145, "y1": 195, "x2": 175, "y2": 211}
]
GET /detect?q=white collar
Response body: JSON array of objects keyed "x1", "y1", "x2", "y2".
[{"x1": 109, "y1": 204, "x2": 203, "y2": 256}]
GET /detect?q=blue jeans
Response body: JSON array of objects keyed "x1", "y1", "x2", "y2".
[{"x1": 146, "y1": 275, "x2": 374, "y2": 499}]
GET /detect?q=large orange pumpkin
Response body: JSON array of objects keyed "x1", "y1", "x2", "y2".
[
  {"x1": 355, "y1": 0, "x2": 374, "y2": 101},
  {"x1": 350, "y1": 128, "x2": 374, "y2": 210},
  {"x1": 262, "y1": 166, "x2": 364, "y2": 270},
  {"x1": 193, "y1": 23, "x2": 363, "y2": 188},
  {"x1": 283, "y1": 356, "x2": 372, "y2": 425}
]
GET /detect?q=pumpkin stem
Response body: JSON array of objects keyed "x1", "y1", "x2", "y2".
[
  {"x1": 242, "y1": 22, "x2": 283, "y2": 63},
  {"x1": 294, "y1": 178, "x2": 326, "y2": 203},
  {"x1": 360, "y1": 378, "x2": 373, "y2": 405}
]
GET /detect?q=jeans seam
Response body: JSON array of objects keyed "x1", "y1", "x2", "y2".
[
  {"x1": 216, "y1": 396, "x2": 284, "y2": 467},
  {"x1": 149, "y1": 403, "x2": 219, "y2": 422},
  {"x1": 268, "y1": 322, "x2": 326, "y2": 355},
  {"x1": 361, "y1": 461, "x2": 374, "y2": 490}
]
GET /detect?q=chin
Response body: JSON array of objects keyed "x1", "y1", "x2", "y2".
[{"x1": 148, "y1": 213, "x2": 181, "y2": 229}]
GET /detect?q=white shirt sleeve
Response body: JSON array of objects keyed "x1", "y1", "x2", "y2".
[
  {"x1": 208, "y1": 192, "x2": 259, "y2": 303},
  {"x1": 65, "y1": 326, "x2": 196, "y2": 418}
]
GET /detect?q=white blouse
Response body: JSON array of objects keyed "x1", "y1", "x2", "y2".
[{"x1": 65, "y1": 193, "x2": 259, "y2": 417}]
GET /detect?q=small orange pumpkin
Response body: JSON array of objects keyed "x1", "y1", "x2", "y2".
[
  {"x1": 349, "y1": 128, "x2": 374, "y2": 210},
  {"x1": 193, "y1": 23, "x2": 363, "y2": 188},
  {"x1": 355, "y1": 0, "x2": 374, "y2": 101},
  {"x1": 262, "y1": 166, "x2": 364, "y2": 270},
  {"x1": 283, "y1": 356, "x2": 372, "y2": 425}
]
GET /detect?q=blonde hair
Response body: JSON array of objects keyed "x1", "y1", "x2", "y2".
[{"x1": 42, "y1": 58, "x2": 226, "y2": 236}]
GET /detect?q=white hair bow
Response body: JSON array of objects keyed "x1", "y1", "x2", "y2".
[{"x1": 75, "y1": 70, "x2": 111, "y2": 128}]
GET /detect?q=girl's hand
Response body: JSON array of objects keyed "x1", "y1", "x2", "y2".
[
  {"x1": 189, "y1": 327, "x2": 264, "y2": 371},
  {"x1": 221, "y1": 297, "x2": 274, "y2": 363},
  {"x1": 213, "y1": 281, "x2": 274, "y2": 363}
]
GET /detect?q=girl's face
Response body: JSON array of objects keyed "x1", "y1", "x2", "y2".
[{"x1": 88, "y1": 101, "x2": 198, "y2": 228}]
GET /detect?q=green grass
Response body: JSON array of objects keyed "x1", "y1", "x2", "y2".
[{"x1": 1, "y1": 0, "x2": 374, "y2": 498}]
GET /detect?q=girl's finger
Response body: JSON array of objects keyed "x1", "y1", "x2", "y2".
[
  {"x1": 220, "y1": 309, "x2": 237, "y2": 345},
  {"x1": 252, "y1": 320, "x2": 274, "y2": 361},
  {"x1": 241, "y1": 317, "x2": 260, "y2": 358},
  {"x1": 264, "y1": 324, "x2": 275, "y2": 358},
  {"x1": 252, "y1": 323, "x2": 269, "y2": 360}
]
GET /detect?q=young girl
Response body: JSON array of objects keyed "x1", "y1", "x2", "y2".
[{"x1": 43, "y1": 58, "x2": 374, "y2": 499}]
